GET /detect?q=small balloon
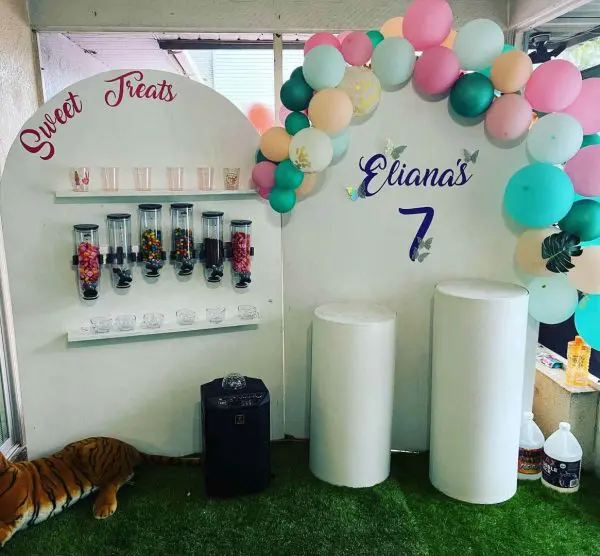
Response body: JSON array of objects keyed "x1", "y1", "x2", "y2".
[
  {"x1": 337, "y1": 31, "x2": 352, "y2": 44},
  {"x1": 371, "y1": 37, "x2": 416, "y2": 89},
  {"x1": 280, "y1": 77, "x2": 313, "y2": 112},
  {"x1": 490, "y1": 50, "x2": 532, "y2": 93},
  {"x1": 454, "y1": 19, "x2": 504, "y2": 71},
  {"x1": 269, "y1": 188, "x2": 297, "y2": 213},
  {"x1": 485, "y1": 94, "x2": 532, "y2": 141},
  {"x1": 289, "y1": 127, "x2": 333, "y2": 173},
  {"x1": 247, "y1": 103, "x2": 274, "y2": 134},
  {"x1": 259, "y1": 127, "x2": 292, "y2": 162},
  {"x1": 441, "y1": 29, "x2": 456, "y2": 48},
  {"x1": 308, "y1": 89, "x2": 353, "y2": 135},
  {"x1": 514, "y1": 228, "x2": 556, "y2": 277},
  {"x1": 257, "y1": 186, "x2": 271, "y2": 200},
  {"x1": 449, "y1": 73, "x2": 495, "y2": 118},
  {"x1": 403, "y1": 0, "x2": 453, "y2": 51},
  {"x1": 504, "y1": 163, "x2": 574, "y2": 228},
  {"x1": 479, "y1": 44, "x2": 515, "y2": 77},
  {"x1": 366, "y1": 30, "x2": 384, "y2": 49},
  {"x1": 251, "y1": 161, "x2": 277, "y2": 190},
  {"x1": 336, "y1": 66, "x2": 381, "y2": 117},
  {"x1": 524, "y1": 59, "x2": 582, "y2": 113},
  {"x1": 330, "y1": 129, "x2": 350, "y2": 160},
  {"x1": 274, "y1": 159, "x2": 304, "y2": 190},
  {"x1": 559, "y1": 199, "x2": 600, "y2": 242},
  {"x1": 290, "y1": 66, "x2": 304, "y2": 80},
  {"x1": 380, "y1": 17, "x2": 403, "y2": 38},
  {"x1": 562, "y1": 78, "x2": 600, "y2": 135},
  {"x1": 303, "y1": 45, "x2": 346, "y2": 91},
  {"x1": 575, "y1": 294, "x2": 600, "y2": 349},
  {"x1": 528, "y1": 275, "x2": 578, "y2": 324},
  {"x1": 527, "y1": 113, "x2": 583, "y2": 165},
  {"x1": 569, "y1": 246, "x2": 600, "y2": 293},
  {"x1": 582, "y1": 134, "x2": 600, "y2": 148},
  {"x1": 297, "y1": 172, "x2": 318, "y2": 198},
  {"x1": 564, "y1": 145, "x2": 600, "y2": 197},
  {"x1": 255, "y1": 149, "x2": 270, "y2": 163},
  {"x1": 340, "y1": 31, "x2": 373, "y2": 66},
  {"x1": 413, "y1": 46, "x2": 460, "y2": 96},
  {"x1": 285, "y1": 111, "x2": 310, "y2": 135},
  {"x1": 304, "y1": 32, "x2": 340, "y2": 55}
]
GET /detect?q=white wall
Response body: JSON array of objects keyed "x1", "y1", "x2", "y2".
[
  {"x1": 508, "y1": 0, "x2": 593, "y2": 29},
  {"x1": 37, "y1": 32, "x2": 108, "y2": 101},
  {"x1": 0, "y1": 70, "x2": 284, "y2": 458},
  {"x1": 28, "y1": 0, "x2": 508, "y2": 32}
]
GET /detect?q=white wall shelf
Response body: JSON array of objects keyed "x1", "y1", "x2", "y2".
[
  {"x1": 67, "y1": 316, "x2": 260, "y2": 344},
  {"x1": 55, "y1": 189, "x2": 258, "y2": 202}
]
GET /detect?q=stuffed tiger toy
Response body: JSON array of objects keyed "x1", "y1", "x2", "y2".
[{"x1": 0, "y1": 436, "x2": 201, "y2": 546}]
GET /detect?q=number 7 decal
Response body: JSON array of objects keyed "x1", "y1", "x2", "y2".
[{"x1": 398, "y1": 206, "x2": 435, "y2": 262}]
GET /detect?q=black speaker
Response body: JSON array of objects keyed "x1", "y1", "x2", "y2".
[{"x1": 201, "y1": 374, "x2": 271, "y2": 498}]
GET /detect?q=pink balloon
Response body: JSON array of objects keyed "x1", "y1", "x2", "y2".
[
  {"x1": 524, "y1": 59, "x2": 582, "y2": 113},
  {"x1": 403, "y1": 0, "x2": 453, "y2": 51},
  {"x1": 304, "y1": 32, "x2": 341, "y2": 55},
  {"x1": 337, "y1": 31, "x2": 352, "y2": 45},
  {"x1": 257, "y1": 186, "x2": 271, "y2": 200},
  {"x1": 340, "y1": 31, "x2": 373, "y2": 66},
  {"x1": 413, "y1": 46, "x2": 459, "y2": 96},
  {"x1": 485, "y1": 94, "x2": 532, "y2": 141},
  {"x1": 251, "y1": 161, "x2": 277, "y2": 190},
  {"x1": 561, "y1": 78, "x2": 600, "y2": 135},
  {"x1": 564, "y1": 145, "x2": 600, "y2": 197}
]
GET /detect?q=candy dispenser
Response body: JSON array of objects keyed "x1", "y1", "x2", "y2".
[
  {"x1": 201, "y1": 211, "x2": 224, "y2": 283},
  {"x1": 170, "y1": 203, "x2": 195, "y2": 276},
  {"x1": 138, "y1": 204, "x2": 166, "y2": 277},
  {"x1": 73, "y1": 224, "x2": 102, "y2": 300},
  {"x1": 106, "y1": 213, "x2": 135, "y2": 289},
  {"x1": 230, "y1": 220, "x2": 253, "y2": 289}
]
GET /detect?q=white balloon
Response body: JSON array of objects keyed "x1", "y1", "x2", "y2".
[
  {"x1": 454, "y1": 19, "x2": 504, "y2": 71},
  {"x1": 528, "y1": 275, "x2": 579, "y2": 324},
  {"x1": 527, "y1": 113, "x2": 583, "y2": 164},
  {"x1": 337, "y1": 66, "x2": 381, "y2": 117},
  {"x1": 289, "y1": 128, "x2": 333, "y2": 173},
  {"x1": 371, "y1": 38, "x2": 416, "y2": 88}
]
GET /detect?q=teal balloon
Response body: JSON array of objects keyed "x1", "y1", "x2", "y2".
[
  {"x1": 366, "y1": 30, "x2": 384, "y2": 49},
  {"x1": 269, "y1": 187, "x2": 297, "y2": 213},
  {"x1": 559, "y1": 200, "x2": 600, "y2": 242},
  {"x1": 280, "y1": 77, "x2": 313, "y2": 111},
  {"x1": 285, "y1": 112, "x2": 310, "y2": 135},
  {"x1": 274, "y1": 159, "x2": 304, "y2": 190},
  {"x1": 479, "y1": 44, "x2": 515, "y2": 77},
  {"x1": 290, "y1": 66, "x2": 304, "y2": 80},
  {"x1": 449, "y1": 73, "x2": 495, "y2": 118},
  {"x1": 302, "y1": 45, "x2": 346, "y2": 91},
  {"x1": 504, "y1": 163, "x2": 574, "y2": 227},
  {"x1": 575, "y1": 295, "x2": 600, "y2": 349},
  {"x1": 528, "y1": 275, "x2": 578, "y2": 324},
  {"x1": 330, "y1": 129, "x2": 350, "y2": 159},
  {"x1": 255, "y1": 149, "x2": 269, "y2": 163},
  {"x1": 582, "y1": 134, "x2": 600, "y2": 148}
]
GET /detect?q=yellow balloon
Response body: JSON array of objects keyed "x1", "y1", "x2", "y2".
[
  {"x1": 490, "y1": 50, "x2": 533, "y2": 94},
  {"x1": 336, "y1": 67, "x2": 381, "y2": 117},
  {"x1": 297, "y1": 172, "x2": 318, "y2": 198},
  {"x1": 259, "y1": 126, "x2": 291, "y2": 162},
  {"x1": 308, "y1": 89, "x2": 353, "y2": 135},
  {"x1": 380, "y1": 16, "x2": 403, "y2": 38},
  {"x1": 514, "y1": 228, "x2": 555, "y2": 277},
  {"x1": 568, "y1": 246, "x2": 600, "y2": 293}
]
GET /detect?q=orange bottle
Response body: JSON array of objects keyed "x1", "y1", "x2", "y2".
[{"x1": 566, "y1": 336, "x2": 590, "y2": 387}]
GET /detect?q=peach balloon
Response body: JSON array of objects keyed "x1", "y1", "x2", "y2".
[
  {"x1": 442, "y1": 29, "x2": 456, "y2": 48},
  {"x1": 490, "y1": 50, "x2": 533, "y2": 93},
  {"x1": 259, "y1": 127, "x2": 292, "y2": 162},
  {"x1": 568, "y1": 246, "x2": 600, "y2": 294},
  {"x1": 485, "y1": 94, "x2": 532, "y2": 141},
  {"x1": 514, "y1": 228, "x2": 555, "y2": 277},
  {"x1": 297, "y1": 172, "x2": 318, "y2": 198},
  {"x1": 308, "y1": 89, "x2": 353, "y2": 134},
  {"x1": 381, "y1": 16, "x2": 404, "y2": 38}
]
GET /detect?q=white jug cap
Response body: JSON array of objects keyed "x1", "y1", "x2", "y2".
[
  {"x1": 559, "y1": 422, "x2": 571, "y2": 431},
  {"x1": 524, "y1": 411, "x2": 534, "y2": 420}
]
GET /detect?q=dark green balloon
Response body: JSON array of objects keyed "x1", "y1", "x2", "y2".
[
  {"x1": 274, "y1": 159, "x2": 304, "y2": 190},
  {"x1": 285, "y1": 112, "x2": 310, "y2": 135},
  {"x1": 269, "y1": 187, "x2": 297, "y2": 213},
  {"x1": 582, "y1": 134, "x2": 600, "y2": 148},
  {"x1": 559, "y1": 200, "x2": 600, "y2": 242},
  {"x1": 256, "y1": 149, "x2": 269, "y2": 163},
  {"x1": 280, "y1": 77, "x2": 313, "y2": 112},
  {"x1": 366, "y1": 30, "x2": 384, "y2": 49},
  {"x1": 449, "y1": 73, "x2": 495, "y2": 118},
  {"x1": 290, "y1": 66, "x2": 304, "y2": 81}
]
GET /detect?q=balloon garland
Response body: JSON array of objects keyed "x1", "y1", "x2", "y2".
[{"x1": 250, "y1": 0, "x2": 600, "y2": 348}]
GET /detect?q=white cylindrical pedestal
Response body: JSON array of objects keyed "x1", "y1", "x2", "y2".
[
  {"x1": 309, "y1": 302, "x2": 396, "y2": 488},
  {"x1": 430, "y1": 279, "x2": 529, "y2": 504}
]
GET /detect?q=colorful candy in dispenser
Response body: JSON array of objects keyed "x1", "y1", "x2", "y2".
[
  {"x1": 106, "y1": 213, "x2": 135, "y2": 289},
  {"x1": 202, "y1": 211, "x2": 224, "y2": 283},
  {"x1": 73, "y1": 224, "x2": 102, "y2": 300},
  {"x1": 138, "y1": 204, "x2": 165, "y2": 277},
  {"x1": 170, "y1": 203, "x2": 195, "y2": 276},
  {"x1": 230, "y1": 219, "x2": 253, "y2": 289}
]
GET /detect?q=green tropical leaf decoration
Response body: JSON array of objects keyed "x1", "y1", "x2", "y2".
[{"x1": 541, "y1": 231, "x2": 583, "y2": 274}]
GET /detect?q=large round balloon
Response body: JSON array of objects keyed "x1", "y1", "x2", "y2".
[
  {"x1": 479, "y1": 44, "x2": 514, "y2": 77},
  {"x1": 251, "y1": 161, "x2": 277, "y2": 190},
  {"x1": 449, "y1": 73, "x2": 495, "y2": 118},
  {"x1": 504, "y1": 163, "x2": 574, "y2": 227},
  {"x1": 371, "y1": 37, "x2": 416, "y2": 89},
  {"x1": 289, "y1": 127, "x2": 334, "y2": 173},
  {"x1": 380, "y1": 16, "x2": 404, "y2": 38},
  {"x1": 575, "y1": 294, "x2": 600, "y2": 349},
  {"x1": 340, "y1": 31, "x2": 373, "y2": 66},
  {"x1": 303, "y1": 45, "x2": 346, "y2": 91},
  {"x1": 274, "y1": 159, "x2": 304, "y2": 190},
  {"x1": 485, "y1": 94, "x2": 532, "y2": 141},
  {"x1": 269, "y1": 187, "x2": 296, "y2": 213},
  {"x1": 259, "y1": 127, "x2": 292, "y2": 162},
  {"x1": 561, "y1": 78, "x2": 600, "y2": 135},
  {"x1": 285, "y1": 111, "x2": 310, "y2": 135},
  {"x1": 280, "y1": 77, "x2": 314, "y2": 112},
  {"x1": 337, "y1": 66, "x2": 382, "y2": 117},
  {"x1": 413, "y1": 46, "x2": 460, "y2": 96},
  {"x1": 330, "y1": 129, "x2": 350, "y2": 159},
  {"x1": 403, "y1": 0, "x2": 453, "y2": 51},
  {"x1": 514, "y1": 228, "x2": 556, "y2": 277},
  {"x1": 453, "y1": 19, "x2": 504, "y2": 71},
  {"x1": 564, "y1": 145, "x2": 600, "y2": 197},
  {"x1": 490, "y1": 50, "x2": 533, "y2": 93},
  {"x1": 247, "y1": 103, "x2": 274, "y2": 134},
  {"x1": 524, "y1": 59, "x2": 582, "y2": 113},
  {"x1": 569, "y1": 246, "x2": 600, "y2": 293},
  {"x1": 559, "y1": 199, "x2": 600, "y2": 242},
  {"x1": 304, "y1": 32, "x2": 340, "y2": 55},
  {"x1": 308, "y1": 89, "x2": 353, "y2": 134},
  {"x1": 528, "y1": 275, "x2": 578, "y2": 324},
  {"x1": 526, "y1": 113, "x2": 583, "y2": 165}
]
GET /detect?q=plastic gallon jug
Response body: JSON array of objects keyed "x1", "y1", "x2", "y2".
[
  {"x1": 542, "y1": 422, "x2": 583, "y2": 493},
  {"x1": 518, "y1": 411, "x2": 545, "y2": 480}
]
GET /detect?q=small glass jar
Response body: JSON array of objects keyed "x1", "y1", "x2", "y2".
[
  {"x1": 202, "y1": 211, "x2": 224, "y2": 283},
  {"x1": 107, "y1": 213, "x2": 134, "y2": 289},
  {"x1": 230, "y1": 219, "x2": 252, "y2": 288},
  {"x1": 74, "y1": 224, "x2": 101, "y2": 300},
  {"x1": 171, "y1": 203, "x2": 195, "y2": 276},
  {"x1": 139, "y1": 204, "x2": 164, "y2": 277},
  {"x1": 70, "y1": 167, "x2": 90, "y2": 192}
]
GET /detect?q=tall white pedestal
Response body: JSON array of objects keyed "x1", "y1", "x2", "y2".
[
  {"x1": 309, "y1": 302, "x2": 396, "y2": 488},
  {"x1": 430, "y1": 279, "x2": 529, "y2": 504}
]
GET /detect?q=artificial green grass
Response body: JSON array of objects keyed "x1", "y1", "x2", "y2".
[{"x1": 5, "y1": 442, "x2": 600, "y2": 556}]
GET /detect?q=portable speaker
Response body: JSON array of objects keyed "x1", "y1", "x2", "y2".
[{"x1": 201, "y1": 374, "x2": 271, "y2": 497}]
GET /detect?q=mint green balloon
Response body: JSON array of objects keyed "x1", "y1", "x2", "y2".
[
  {"x1": 371, "y1": 38, "x2": 416, "y2": 89},
  {"x1": 302, "y1": 45, "x2": 346, "y2": 91},
  {"x1": 269, "y1": 188, "x2": 296, "y2": 213},
  {"x1": 274, "y1": 159, "x2": 303, "y2": 190},
  {"x1": 285, "y1": 112, "x2": 310, "y2": 135},
  {"x1": 528, "y1": 275, "x2": 578, "y2": 324},
  {"x1": 330, "y1": 129, "x2": 350, "y2": 159}
]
